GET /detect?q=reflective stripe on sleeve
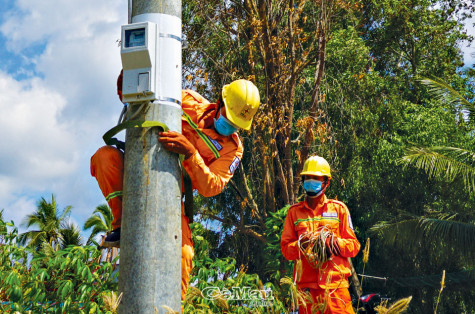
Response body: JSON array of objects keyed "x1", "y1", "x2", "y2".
[
  {"x1": 182, "y1": 112, "x2": 221, "y2": 159},
  {"x1": 106, "y1": 191, "x2": 123, "y2": 201}
]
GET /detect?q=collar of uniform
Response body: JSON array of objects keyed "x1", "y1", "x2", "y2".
[
  {"x1": 303, "y1": 195, "x2": 328, "y2": 212},
  {"x1": 198, "y1": 102, "x2": 219, "y2": 129},
  {"x1": 200, "y1": 103, "x2": 242, "y2": 148}
]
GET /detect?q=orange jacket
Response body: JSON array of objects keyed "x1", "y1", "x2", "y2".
[
  {"x1": 181, "y1": 90, "x2": 243, "y2": 197},
  {"x1": 281, "y1": 196, "x2": 360, "y2": 290}
]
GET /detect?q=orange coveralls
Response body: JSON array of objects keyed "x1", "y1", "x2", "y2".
[
  {"x1": 280, "y1": 196, "x2": 360, "y2": 313},
  {"x1": 90, "y1": 90, "x2": 243, "y2": 299}
]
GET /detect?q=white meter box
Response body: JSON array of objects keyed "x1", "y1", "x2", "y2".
[
  {"x1": 121, "y1": 22, "x2": 157, "y2": 102},
  {"x1": 120, "y1": 18, "x2": 182, "y2": 106}
]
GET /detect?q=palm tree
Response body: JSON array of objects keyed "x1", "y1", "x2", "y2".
[
  {"x1": 401, "y1": 146, "x2": 475, "y2": 194},
  {"x1": 83, "y1": 204, "x2": 113, "y2": 245},
  {"x1": 19, "y1": 195, "x2": 71, "y2": 251},
  {"x1": 60, "y1": 222, "x2": 84, "y2": 249},
  {"x1": 401, "y1": 77, "x2": 475, "y2": 194},
  {"x1": 372, "y1": 77, "x2": 475, "y2": 250}
]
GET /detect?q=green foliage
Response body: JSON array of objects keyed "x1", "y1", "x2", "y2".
[
  {"x1": 263, "y1": 205, "x2": 293, "y2": 283},
  {"x1": 18, "y1": 195, "x2": 75, "y2": 251},
  {"x1": 402, "y1": 146, "x2": 475, "y2": 194},
  {"x1": 181, "y1": 0, "x2": 475, "y2": 312},
  {"x1": 84, "y1": 204, "x2": 113, "y2": 245},
  {"x1": 4, "y1": 1, "x2": 475, "y2": 313},
  {"x1": 0, "y1": 220, "x2": 118, "y2": 313},
  {"x1": 184, "y1": 223, "x2": 291, "y2": 313},
  {"x1": 420, "y1": 77, "x2": 473, "y2": 115}
]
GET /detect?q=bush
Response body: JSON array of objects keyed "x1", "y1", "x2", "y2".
[{"x1": 0, "y1": 221, "x2": 118, "y2": 313}]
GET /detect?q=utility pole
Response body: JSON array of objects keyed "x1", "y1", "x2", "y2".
[{"x1": 118, "y1": 0, "x2": 182, "y2": 313}]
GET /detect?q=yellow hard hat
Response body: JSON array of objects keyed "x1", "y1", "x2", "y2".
[
  {"x1": 222, "y1": 79, "x2": 260, "y2": 130},
  {"x1": 300, "y1": 155, "x2": 332, "y2": 178}
]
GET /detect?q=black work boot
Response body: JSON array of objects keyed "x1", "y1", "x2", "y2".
[{"x1": 102, "y1": 228, "x2": 121, "y2": 248}]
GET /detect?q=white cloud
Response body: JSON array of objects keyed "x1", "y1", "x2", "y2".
[
  {"x1": 0, "y1": 0, "x2": 128, "y2": 231},
  {"x1": 1, "y1": 0, "x2": 122, "y2": 51},
  {"x1": 0, "y1": 73, "x2": 75, "y2": 178},
  {"x1": 3, "y1": 196, "x2": 37, "y2": 230}
]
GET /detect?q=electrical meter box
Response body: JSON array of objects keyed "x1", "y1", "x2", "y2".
[
  {"x1": 121, "y1": 22, "x2": 157, "y2": 103},
  {"x1": 120, "y1": 18, "x2": 182, "y2": 106}
]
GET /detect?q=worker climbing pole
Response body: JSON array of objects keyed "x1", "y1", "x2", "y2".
[
  {"x1": 92, "y1": 1, "x2": 260, "y2": 311},
  {"x1": 118, "y1": 0, "x2": 182, "y2": 312}
]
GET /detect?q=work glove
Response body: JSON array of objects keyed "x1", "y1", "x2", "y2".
[
  {"x1": 158, "y1": 131, "x2": 197, "y2": 159},
  {"x1": 325, "y1": 236, "x2": 341, "y2": 256}
]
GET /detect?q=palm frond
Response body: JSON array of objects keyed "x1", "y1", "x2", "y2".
[
  {"x1": 370, "y1": 219, "x2": 423, "y2": 248},
  {"x1": 420, "y1": 77, "x2": 473, "y2": 118},
  {"x1": 19, "y1": 230, "x2": 46, "y2": 248},
  {"x1": 60, "y1": 222, "x2": 83, "y2": 248},
  {"x1": 19, "y1": 195, "x2": 75, "y2": 251},
  {"x1": 371, "y1": 217, "x2": 475, "y2": 253},
  {"x1": 84, "y1": 215, "x2": 108, "y2": 232},
  {"x1": 21, "y1": 210, "x2": 45, "y2": 229},
  {"x1": 401, "y1": 146, "x2": 475, "y2": 193},
  {"x1": 419, "y1": 218, "x2": 475, "y2": 249},
  {"x1": 94, "y1": 204, "x2": 114, "y2": 226},
  {"x1": 40, "y1": 241, "x2": 56, "y2": 257},
  {"x1": 58, "y1": 205, "x2": 72, "y2": 223},
  {"x1": 84, "y1": 204, "x2": 113, "y2": 245}
]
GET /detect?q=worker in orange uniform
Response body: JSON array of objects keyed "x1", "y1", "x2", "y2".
[
  {"x1": 281, "y1": 156, "x2": 360, "y2": 313},
  {"x1": 90, "y1": 75, "x2": 260, "y2": 300}
]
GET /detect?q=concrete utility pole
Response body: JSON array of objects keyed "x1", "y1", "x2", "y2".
[{"x1": 118, "y1": 0, "x2": 182, "y2": 313}]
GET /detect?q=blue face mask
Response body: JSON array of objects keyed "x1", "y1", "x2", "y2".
[
  {"x1": 303, "y1": 179, "x2": 325, "y2": 197},
  {"x1": 214, "y1": 115, "x2": 238, "y2": 136}
]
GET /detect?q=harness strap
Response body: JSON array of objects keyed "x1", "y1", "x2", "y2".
[
  {"x1": 103, "y1": 114, "x2": 221, "y2": 160},
  {"x1": 103, "y1": 120, "x2": 170, "y2": 146},
  {"x1": 102, "y1": 112, "x2": 222, "y2": 224}
]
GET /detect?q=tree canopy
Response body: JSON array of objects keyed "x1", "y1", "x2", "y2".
[{"x1": 1, "y1": 1, "x2": 475, "y2": 313}]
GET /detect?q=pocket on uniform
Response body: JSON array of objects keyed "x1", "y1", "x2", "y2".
[
  {"x1": 295, "y1": 224, "x2": 310, "y2": 238},
  {"x1": 319, "y1": 218, "x2": 339, "y2": 233}
]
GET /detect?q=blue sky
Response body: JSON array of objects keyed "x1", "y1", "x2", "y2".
[
  {"x1": 0, "y1": 0, "x2": 127, "y2": 239},
  {"x1": 0, "y1": 1, "x2": 474, "y2": 241}
]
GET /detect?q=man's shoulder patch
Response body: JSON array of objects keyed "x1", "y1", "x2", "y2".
[
  {"x1": 229, "y1": 156, "x2": 240, "y2": 174},
  {"x1": 207, "y1": 135, "x2": 223, "y2": 151},
  {"x1": 348, "y1": 215, "x2": 354, "y2": 230}
]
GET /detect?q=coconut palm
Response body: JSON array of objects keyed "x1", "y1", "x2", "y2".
[
  {"x1": 370, "y1": 210, "x2": 475, "y2": 253},
  {"x1": 372, "y1": 77, "x2": 475, "y2": 250},
  {"x1": 84, "y1": 204, "x2": 113, "y2": 245},
  {"x1": 401, "y1": 77, "x2": 475, "y2": 194},
  {"x1": 60, "y1": 221, "x2": 84, "y2": 249},
  {"x1": 401, "y1": 146, "x2": 475, "y2": 194},
  {"x1": 19, "y1": 195, "x2": 72, "y2": 251}
]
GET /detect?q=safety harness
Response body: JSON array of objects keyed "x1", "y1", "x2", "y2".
[{"x1": 102, "y1": 108, "x2": 221, "y2": 223}]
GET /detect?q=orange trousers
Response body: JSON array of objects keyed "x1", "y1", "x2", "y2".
[
  {"x1": 298, "y1": 287, "x2": 354, "y2": 314},
  {"x1": 90, "y1": 146, "x2": 194, "y2": 300}
]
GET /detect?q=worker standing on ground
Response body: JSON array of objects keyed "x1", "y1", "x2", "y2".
[
  {"x1": 281, "y1": 155, "x2": 360, "y2": 313},
  {"x1": 90, "y1": 73, "x2": 260, "y2": 299}
]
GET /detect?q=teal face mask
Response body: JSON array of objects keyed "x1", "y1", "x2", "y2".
[
  {"x1": 214, "y1": 115, "x2": 238, "y2": 136},
  {"x1": 303, "y1": 179, "x2": 325, "y2": 197}
]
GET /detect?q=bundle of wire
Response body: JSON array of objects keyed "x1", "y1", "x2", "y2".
[{"x1": 298, "y1": 226, "x2": 336, "y2": 269}]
